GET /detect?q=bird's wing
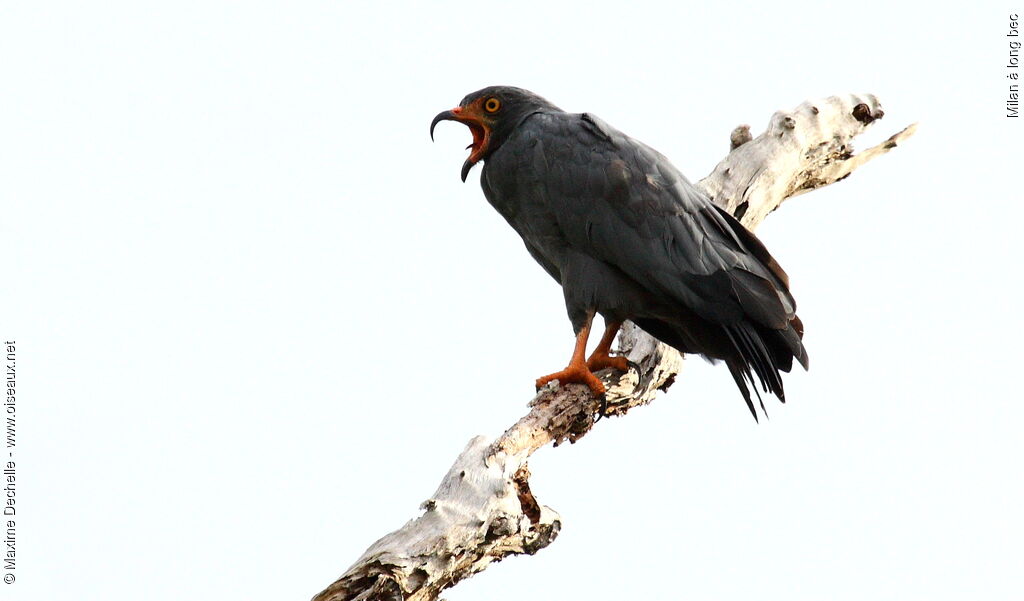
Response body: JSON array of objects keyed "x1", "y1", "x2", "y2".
[
  {"x1": 522, "y1": 112, "x2": 798, "y2": 331},
  {"x1": 523, "y1": 239, "x2": 562, "y2": 284}
]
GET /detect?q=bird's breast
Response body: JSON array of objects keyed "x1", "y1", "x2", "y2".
[{"x1": 481, "y1": 145, "x2": 572, "y2": 272}]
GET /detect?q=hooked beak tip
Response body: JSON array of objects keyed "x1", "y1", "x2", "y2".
[
  {"x1": 432, "y1": 107, "x2": 479, "y2": 182},
  {"x1": 430, "y1": 109, "x2": 456, "y2": 142}
]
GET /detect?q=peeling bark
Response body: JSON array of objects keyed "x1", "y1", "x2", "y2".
[{"x1": 312, "y1": 93, "x2": 916, "y2": 601}]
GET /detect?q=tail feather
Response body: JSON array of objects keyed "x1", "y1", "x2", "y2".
[
  {"x1": 727, "y1": 361, "x2": 763, "y2": 422},
  {"x1": 634, "y1": 314, "x2": 807, "y2": 421},
  {"x1": 724, "y1": 320, "x2": 808, "y2": 420},
  {"x1": 725, "y1": 323, "x2": 783, "y2": 399}
]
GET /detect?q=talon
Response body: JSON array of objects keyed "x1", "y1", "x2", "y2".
[{"x1": 596, "y1": 394, "x2": 608, "y2": 420}]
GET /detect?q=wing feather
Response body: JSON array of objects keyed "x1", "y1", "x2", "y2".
[{"x1": 530, "y1": 113, "x2": 797, "y2": 332}]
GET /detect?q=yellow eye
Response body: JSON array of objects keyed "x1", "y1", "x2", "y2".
[{"x1": 484, "y1": 97, "x2": 501, "y2": 113}]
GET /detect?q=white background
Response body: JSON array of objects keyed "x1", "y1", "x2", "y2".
[{"x1": 2, "y1": 2, "x2": 1022, "y2": 600}]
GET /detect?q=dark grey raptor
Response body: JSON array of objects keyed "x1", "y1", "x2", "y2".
[{"x1": 431, "y1": 86, "x2": 808, "y2": 420}]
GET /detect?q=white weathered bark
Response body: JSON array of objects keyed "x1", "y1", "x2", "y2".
[{"x1": 312, "y1": 94, "x2": 916, "y2": 601}]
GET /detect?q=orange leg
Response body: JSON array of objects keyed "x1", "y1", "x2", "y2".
[
  {"x1": 586, "y1": 320, "x2": 630, "y2": 373},
  {"x1": 536, "y1": 312, "x2": 607, "y2": 396}
]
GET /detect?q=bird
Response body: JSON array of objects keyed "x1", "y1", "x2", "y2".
[{"x1": 430, "y1": 86, "x2": 808, "y2": 420}]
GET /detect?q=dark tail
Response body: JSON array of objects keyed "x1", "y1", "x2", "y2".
[
  {"x1": 723, "y1": 319, "x2": 808, "y2": 422},
  {"x1": 635, "y1": 316, "x2": 807, "y2": 422}
]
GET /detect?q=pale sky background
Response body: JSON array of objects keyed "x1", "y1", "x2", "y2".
[{"x1": 1, "y1": 2, "x2": 1022, "y2": 600}]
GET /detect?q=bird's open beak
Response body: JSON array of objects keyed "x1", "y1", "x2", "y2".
[{"x1": 430, "y1": 106, "x2": 491, "y2": 182}]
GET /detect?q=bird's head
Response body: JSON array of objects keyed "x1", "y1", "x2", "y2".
[{"x1": 431, "y1": 86, "x2": 558, "y2": 181}]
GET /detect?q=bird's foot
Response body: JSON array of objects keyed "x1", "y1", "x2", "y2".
[
  {"x1": 535, "y1": 362, "x2": 607, "y2": 397},
  {"x1": 586, "y1": 354, "x2": 630, "y2": 373}
]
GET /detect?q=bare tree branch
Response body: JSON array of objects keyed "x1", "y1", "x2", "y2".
[{"x1": 312, "y1": 93, "x2": 916, "y2": 601}]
